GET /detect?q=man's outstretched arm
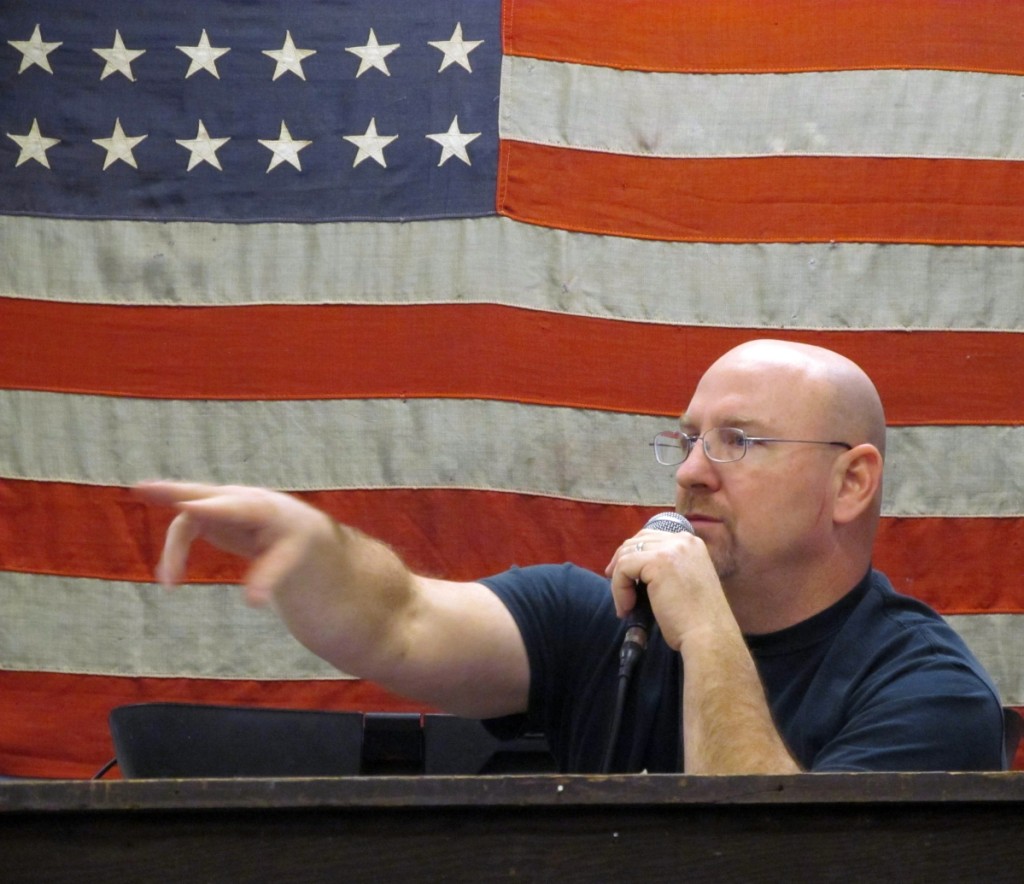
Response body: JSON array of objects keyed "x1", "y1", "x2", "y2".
[{"x1": 135, "y1": 481, "x2": 530, "y2": 719}]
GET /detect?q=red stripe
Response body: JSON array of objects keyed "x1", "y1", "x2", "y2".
[
  {"x1": 3, "y1": 479, "x2": 1020, "y2": 615},
  {"x1": 0, "y1": 670, "x2": 427, "y2": 779},
  {"x1": 1, "y1": 298, "x2": 1020, "y2": 424},
  {"x1": 874, "y1": 518, "x2": 1024, "y2": 615},
  {"x1": 499, "y1": 143, "x2": 1024, "y2": 247},
  {"x1": 504, "y1": 0, "x2": 1024, "y2": 75}
]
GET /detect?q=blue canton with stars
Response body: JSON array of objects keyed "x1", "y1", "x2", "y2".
[{"x1": 0, "y1": 0, "x2": 501, "y2": 222}]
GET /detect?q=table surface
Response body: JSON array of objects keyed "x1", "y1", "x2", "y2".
[{"x1": 5, "y1": 773, "x2": 1024, "y2": 883}]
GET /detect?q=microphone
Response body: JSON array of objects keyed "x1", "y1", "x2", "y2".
[{"x1": 620, "y1": 511, "x2": 694, "y2": 667}]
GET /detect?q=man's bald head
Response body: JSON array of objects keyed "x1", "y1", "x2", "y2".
[{"x1": 705, "y1": 339, "x2": 887, "y2": 457}]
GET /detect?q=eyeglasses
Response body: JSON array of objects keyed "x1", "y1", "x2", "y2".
[{"x1": 651, "y1": 427, "x2": 852, "y2": 465}]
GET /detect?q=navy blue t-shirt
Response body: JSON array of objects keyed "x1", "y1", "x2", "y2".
[{"x1": 480, "y1": 565, "x2": 1005, "y2": 773}]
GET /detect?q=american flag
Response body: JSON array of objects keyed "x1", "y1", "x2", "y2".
[{"x1": 1, "y1": 0, "x2": 1021, "y2": 777}]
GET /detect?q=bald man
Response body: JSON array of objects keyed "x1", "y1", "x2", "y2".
[{"x1": 137, "y1": 339, "x2": 1005, "y2": 773}]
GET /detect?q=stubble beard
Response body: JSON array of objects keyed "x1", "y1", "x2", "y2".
[{"x1": 706, "y1": 539, "x2": 738, "y2": 583}]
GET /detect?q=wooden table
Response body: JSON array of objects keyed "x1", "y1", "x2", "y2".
[{"x1": 3, "y1": 773, "x2": 1024, "y2": 882}]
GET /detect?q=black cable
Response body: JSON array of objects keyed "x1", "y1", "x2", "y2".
[
  {"x1": 600, "y1": 638, "x2": 645, "y2": 773},
  {"x1": 92, "y1": 757, "x2": 118, "y2": 779}
]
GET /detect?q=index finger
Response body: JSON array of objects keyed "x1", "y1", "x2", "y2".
[
  {"x1": 603, "y1": 532, "x2": 646, "y2": 578},
  {"x1": 133, "y1": 480, "x2": 228, "y2": 507}
]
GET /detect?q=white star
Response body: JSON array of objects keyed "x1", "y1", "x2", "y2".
[
  {"x1": 7, "y1": 118, "x2": 60, "y2": 169},
  {"x1": 345, "y1": 29, "x2": 400, "y2": 77},
  {"x1": 342, "y1": 118, "x2": 398, "y2": 168},
  {"x1": 262, "y1": 31, "x2": 316, "y2": 81},
  {"x1": 425, "y1": 115, "x2": 481, "y2": 166},
  {"x1": 93, "y1": 30, "x2": 146, "y2": 82},
  {"x1": 8, "y1": 24, "x2": 62, "y2": 75},
  {"x1": 258, "y1": 121, "x2": 312, "y2": 172},
  {"x1": 428, "y1": 23, "x2": 483, "y2": 73},
  {"x1": 176, "y1": 120, "x2": 231, "y2": 171},
  {"x1": 92, "y1": 118, "x2": 147, "y2": 170},
  {"x1": 177, "y1": 30, "x2": 230, "y2": 79}
]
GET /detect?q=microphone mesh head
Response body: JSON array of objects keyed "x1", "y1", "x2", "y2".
[{"x1": 643, "y1": 511, "x2": 694, "y2": 535}]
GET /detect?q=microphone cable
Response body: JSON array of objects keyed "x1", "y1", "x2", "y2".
[{"x1": 600, "y1": 621, "x2": 648, "y2": 773}]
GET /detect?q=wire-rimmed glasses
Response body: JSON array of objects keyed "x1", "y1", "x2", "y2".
[{"x1": 651, "y1": 427, "x2": 852, "y2": 465}]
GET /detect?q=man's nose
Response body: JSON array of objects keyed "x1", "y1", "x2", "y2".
[{"x1": 675, "y1": 437, "x2": 718, "y2": 488}]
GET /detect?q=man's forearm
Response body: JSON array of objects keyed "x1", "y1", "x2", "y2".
[
  {"x1": 680, "y1": 629, "x2": 802, "y2": 774},
  {"x1": 270, "y1": 519, "x2": 420, "y2": 679}
]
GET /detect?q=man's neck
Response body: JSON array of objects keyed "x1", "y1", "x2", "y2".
[{"x1": 724, "y1": 560, "x2": 869, "y2": 636}]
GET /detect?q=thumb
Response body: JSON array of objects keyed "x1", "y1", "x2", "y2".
[{"x1": 241, "y1": 537, "x2": 306, "y2": 608}]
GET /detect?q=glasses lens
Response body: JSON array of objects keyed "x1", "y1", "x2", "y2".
[
  {"x1": 653, "y1": 432, "x2": 685, "y2": 465},
  {"x1": 706, "y1": 427, "x2": 748, "y2": 462}
]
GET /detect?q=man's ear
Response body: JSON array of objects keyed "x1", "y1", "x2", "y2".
[{"x1": 832, "y1": 444, "x2": 884, "y2": 525}]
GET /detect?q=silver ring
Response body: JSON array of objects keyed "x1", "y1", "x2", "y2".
[{"x1": 635, "y1": 541, "x2": 645, "y2": 553}]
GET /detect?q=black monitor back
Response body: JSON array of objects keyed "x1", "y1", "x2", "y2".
[{"x1": 109, "y1": 702, "x2": 363, "y2": 778}]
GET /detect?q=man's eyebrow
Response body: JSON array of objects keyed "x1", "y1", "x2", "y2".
[{"x1": 678, "y1": 415, "x2": 761, "y2": 431}]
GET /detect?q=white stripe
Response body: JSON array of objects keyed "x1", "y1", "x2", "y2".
[
  {"x1": 501, "y1": 58, "x2": 1024, "y2": 161},
  {"x1": 2, "y1": 391, "x2": 1021, "y2": 516},
  {"x1": 0, "y1": 573, "x2": 347, "y2": 680},
  {"x1": 2, "y1": 216, "x2": 1022, "y2": 332},
  {"x1": 946, "y1": 614, "x2": 1024, "y2": 707},
  {"x1": 1, "y1": 572, "x2": 1020, "y2": 702}
]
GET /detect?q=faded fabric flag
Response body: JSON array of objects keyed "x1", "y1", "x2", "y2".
[{"x1": 0, "y1": 0, "x2": 1021, "y2": 776}]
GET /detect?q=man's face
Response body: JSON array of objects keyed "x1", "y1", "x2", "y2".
[{"x1": 673, "y1": 355, "x2": 841, "y2": 587}]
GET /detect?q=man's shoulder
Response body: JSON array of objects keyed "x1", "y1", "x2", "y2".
[
  {"x1": 861, "y1": 570, "x2": 974, "y2": 645},
  {"x1": 480, "y1": 562, "x2": 609, "y2": 597},
  {"x1": 797, "y1": 571, "x2": 1004, "y2": 771},
  {"x1": 849, "y1": 569, "x2": 998, "y2": 692},
  {"x1": 480, "y1": 562, "x2": 620, "y2": 651}
]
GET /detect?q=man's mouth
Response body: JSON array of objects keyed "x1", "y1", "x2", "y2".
[{"x1": 684, "y1": 512, "x2": 720, "y2": 523}]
